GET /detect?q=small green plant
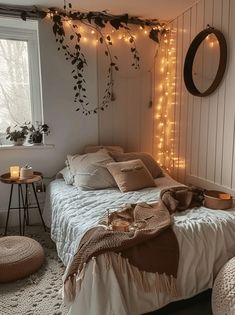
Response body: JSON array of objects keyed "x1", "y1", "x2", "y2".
[
  {"x1": 6, "y1": 123, "x2": 29, "y2": 142},
  {"x1": 29, "y1": 122, "x2": 50, "y2": 144}
]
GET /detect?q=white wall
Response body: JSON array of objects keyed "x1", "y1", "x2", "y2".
[
  {"x1": 158, "y1": 0, "x2": 235, "y2": 194},
  {"x1": 98, "y1": 27, "x2": 158, "y2": 154}
]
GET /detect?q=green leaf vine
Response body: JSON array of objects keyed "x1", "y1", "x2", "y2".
[
  {"x1": 0, "y1": 3, "x2": 167, "y2": 114},
  {"x1": 49, "y1": 1, "x2": 167, "y2": 114}
]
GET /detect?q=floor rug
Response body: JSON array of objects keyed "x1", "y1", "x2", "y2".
[{"x1": 0, "y1": 226, "x2": 68, "y2": 315}]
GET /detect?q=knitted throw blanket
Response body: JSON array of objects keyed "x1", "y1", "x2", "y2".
[{"x1": 63, "y1": 186, "x2": 203, "y2": 303}]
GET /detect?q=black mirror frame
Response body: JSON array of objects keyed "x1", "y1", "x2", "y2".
[{"x1": 184, "y1": 27, "x2": 227, "y2": 97}]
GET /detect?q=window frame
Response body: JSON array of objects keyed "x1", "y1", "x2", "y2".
[{"x1": 0, "y1": 17, "x2": 43, "y2": 134}]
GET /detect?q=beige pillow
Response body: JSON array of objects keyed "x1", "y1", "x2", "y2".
[
  {"x1": 107, "y1": 159, "x2": 156, "y2": 192},
  {"x1": 83, "y1": 145, "x2": 124, "y2": 154},
  {"x1": 67, "y1": 150, "x2": 116, "y2": 189},
  {"x1": 109, "y1": 151, "x2": 163, "y2": 179}
]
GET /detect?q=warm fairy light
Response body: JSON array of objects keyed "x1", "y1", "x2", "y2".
[
  {"x1": 144, "y1": 30, "x2": 148, "y2": 34},
  {"x1": 154, "y1": 28, "x2": 178, "y2": 174},
  {"x1": 91, "y1": 30, "x2": 95, "y2": 34}
]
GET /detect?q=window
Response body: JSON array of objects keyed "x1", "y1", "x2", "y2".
[{"x1": 0, "y1": 18, "x2": 42, "y2": 145}]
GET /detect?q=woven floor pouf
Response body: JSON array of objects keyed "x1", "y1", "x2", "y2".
[
  {"x1": 0, "y1": 236, "x2": 44, "y2": 283},
  {"x1": 212, "y1": 257, "x2": 235, "y2": 315}
]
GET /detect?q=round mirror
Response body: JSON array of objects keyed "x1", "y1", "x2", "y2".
[{"x1": 184, "y1": 27, "x2": 227, "y2": 97}]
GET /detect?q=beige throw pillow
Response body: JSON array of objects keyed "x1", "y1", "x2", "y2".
[
  {"x1": 83, "y1": 145, "x2": 124, "y2": 154},
  {"x1": 109, "y1": 151, "x2": 163, "y2": 179},
  {"x1": 67, "y1": 150, "x2": 116, "y2": 190},
  {"x1": 107, "y1": 159, "x2": 156, "y2": 192}
]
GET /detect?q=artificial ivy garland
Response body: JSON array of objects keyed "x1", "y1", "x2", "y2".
[
  {"x1": 49, "y1": 1, "x2": 167, "y2": 115},
  {"x1": 0, "y1": 2, "x2": 167, "y2": 115}
]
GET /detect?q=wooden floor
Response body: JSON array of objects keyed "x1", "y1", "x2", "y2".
[{"x1": 145, "y1": 290, "x2": 213, "y2": 315}]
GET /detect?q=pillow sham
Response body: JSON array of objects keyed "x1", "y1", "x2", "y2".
[
  {"x1": 57, "y1": 167, "x2": 74, "y2": 185},
  {"x1": 67, "y1": 150, "x2": 116, "y2": 190},
  {"x1": 83, "y1": 145, "x2": 124, "y2": 154},
  {"x1": 109, "y1": 151, "x2": 163, "y2": 179},
  {"x1": 107, "y1": 159, "x2": 156, "y2": 192}
]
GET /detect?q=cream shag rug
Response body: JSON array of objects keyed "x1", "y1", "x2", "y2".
[{"x1": 0, "y1": 226, "x2": 68, "y2": 315}]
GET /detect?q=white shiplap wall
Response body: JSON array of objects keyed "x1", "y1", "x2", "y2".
[{"x1": 164, "y1": 0, "x2": 235, "y2": 194}]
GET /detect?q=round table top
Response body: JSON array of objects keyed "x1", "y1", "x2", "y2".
[{"x1": 0, "y1": 171, "x2": 43, "y2": 184}]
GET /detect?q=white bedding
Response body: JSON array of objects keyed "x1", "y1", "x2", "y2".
[{"x1": 43, "y1": 174, "x2": 235, "y2": 315}]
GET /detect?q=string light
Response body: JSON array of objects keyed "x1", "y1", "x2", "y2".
[{"x1": 154, "y1": 27, "x2": 180, "y2": 173}]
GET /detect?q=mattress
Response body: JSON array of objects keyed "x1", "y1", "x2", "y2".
[{"x1": 43, "y1": 174, "x2": 235, "y2": 315}]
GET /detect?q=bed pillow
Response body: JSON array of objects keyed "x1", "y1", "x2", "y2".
[
  {"x1": 67, "y1": 150, "x2": 117, "y2": 190},
  {"x1": 109, "y1": 151, "x2": 163, "y2": 179},
  {"x1": 57, "y1": 167, "x2": 74, "y2": 185},
  {"x1": 83, "y1": 145, "x2": 124, "y2": 154},
  {"x1": 107, "y1": 159, "x2": 156, "y2": 192}
]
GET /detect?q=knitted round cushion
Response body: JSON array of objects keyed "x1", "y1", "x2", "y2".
[
  {"x1": 212, "y1": 257, "x2": 235, "y2": 315},
  {"x1": 0, "y1": 236, "x2": 44, "y2": 283}
]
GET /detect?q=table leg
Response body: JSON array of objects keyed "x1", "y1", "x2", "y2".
[
  {"x1": 18, "y1": 184, "x2": 22, "y2": 235},
  {"x1": 20, "y1": 184, "x2": 26, "y2": 235},
  {"x1": 32, "y1": 183, "x2": 46, "y2": 231},
  {"x1": 24, "y1": 184, "x2": 29, "y2": 225},
  {"x1": 4, "y1": 184, "x2": 14, "y2": 236}
]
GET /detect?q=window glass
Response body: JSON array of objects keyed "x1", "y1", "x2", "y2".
[
  {"x1": 0, "y1": 38, "x2": 32, "y2": 133},
  {"x1": 0, "y1": 18, "x2": 42, "y2": 146}
]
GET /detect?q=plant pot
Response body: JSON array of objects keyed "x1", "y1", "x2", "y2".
[
  {"x1": 13, "y1": 138, "x2": 25, "y2": 146},
  {"x1": 32, "y1": 133, "x2": 43, "y2": 145}
]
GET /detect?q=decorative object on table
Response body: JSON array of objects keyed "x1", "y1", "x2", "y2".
[
  {"x1": 111, "y1": 219, "x2": 130, "y2": 232},
  {"x1": 204, "y1": 190, "x2": 233, "y2": 210},
  {"x1": 20, "y1": 164, "x2": 34, "y2": 180},
  {"x1": 6, "y1": 123, "x2": 30, "y2": 146},
  {"x1": 0, "y1": 171, "x2": 47, "y2": 236},
  {"x1": 0, "y1": 236, "x2": 44, "y2": 283},
  {"x1": 10, "y1": 166, "x2": 20, "y2": 179},
  {"x1": 29, "y1": 122, "x2": 50, "y2": 145}
]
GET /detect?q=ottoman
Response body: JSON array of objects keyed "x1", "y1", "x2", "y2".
[
  {"x1": 0, "y1": 236, "x2": 44, "y2": 283},
  {"x1": 212, "y1": 257, "x2": 235, "y2": 315}
]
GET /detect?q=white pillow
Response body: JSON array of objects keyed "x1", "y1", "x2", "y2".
[
  {"x1": 57, "y1": 167, "x2": 74, "y2": 185},
  {"x1": 67, "y1": 150, "x2": 117, "y2": 190}
]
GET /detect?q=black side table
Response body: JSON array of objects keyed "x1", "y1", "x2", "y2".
[{"x1": 0, "y1": 171, "x2": 46, "y2": 235}]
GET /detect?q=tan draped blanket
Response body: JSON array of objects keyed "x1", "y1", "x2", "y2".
[{"x1": 63, "y1": 186, "x2": 204, "y2": 303}]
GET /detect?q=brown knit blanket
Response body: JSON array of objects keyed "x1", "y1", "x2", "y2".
[{"x1": 64, "y1": 186, "x2": 203, "y2": 303}]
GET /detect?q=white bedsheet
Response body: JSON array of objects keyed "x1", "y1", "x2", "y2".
[{"x1": 43, "y1": 175, "x2": 235, "y2": 315}]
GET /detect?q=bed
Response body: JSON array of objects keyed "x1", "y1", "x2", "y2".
[{"x1": 43, "y1": 173, "x2": 235, "y2": 315}]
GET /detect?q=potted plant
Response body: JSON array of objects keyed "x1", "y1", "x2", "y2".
[
  {"x1": 6, "y1": 123, "x2": 29, "y2": 146},
  {"x1": 29, "y1": 122, "x2": 50, "y2": 145}
]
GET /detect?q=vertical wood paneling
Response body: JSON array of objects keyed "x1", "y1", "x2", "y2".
[
  {"x1": 186, "y1": 6, "x2": 196, "y2": 176},
  {"x1": 166, "y1": 0, "x2": 235, "y2": 193},
  {"x1": 221, "y1": 0, "x2": 233, "y2": 188},
  {"x1": 178, "y1": 10, "x2": 191, "y2": 183},
  {"x1": 206, "y1": 0, "x2": 222, "y2": 182},
  {"x1": 215, "y1": 0, "x2": 229, "y2": 185},
  {"x1": 190, "y1": 0, "x2": 204, "y2": 177},
  {"x1": 198, "y1": 0, "x2": 211, "y2": 179},
  {"x1": 172, "y1": 16, "x2": 183, "y2": 179}
]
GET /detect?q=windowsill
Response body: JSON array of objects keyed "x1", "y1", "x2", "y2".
[{"x1": 0, "y1": 144, "x2": 55, "y2": 150}]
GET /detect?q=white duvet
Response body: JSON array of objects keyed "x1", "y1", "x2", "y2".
[{"x1": 43, "y1": 175, "x2": 235, "y2": 315}]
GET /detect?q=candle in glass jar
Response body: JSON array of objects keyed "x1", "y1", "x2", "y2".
[{"x1": 10, "y1": 166, "x2": 20, "y2": 179}]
